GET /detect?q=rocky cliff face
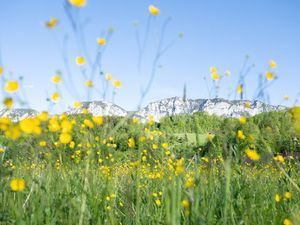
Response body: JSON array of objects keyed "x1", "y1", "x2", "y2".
[{"x1": 0, "y1": 97, "x2": 286, "y2": 122}]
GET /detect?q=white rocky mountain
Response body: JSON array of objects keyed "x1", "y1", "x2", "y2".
[{"x1": 0, "y1": 97, "x2": 286, "y2": 122}]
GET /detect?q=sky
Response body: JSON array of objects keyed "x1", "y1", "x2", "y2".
[{"x1": 0, "y1": 0, "x2": 300, "y2": 112}]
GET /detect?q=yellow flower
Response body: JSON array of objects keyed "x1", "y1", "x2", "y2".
[
  {"x1": 132, "y1": 118, "x2": 140, "y2": 124},
  {"x1": 113, "y1": 80, "x2": 121, "y2": 88},
  {"x1": 76, "y1": 56, "x2": 86, "y2": 66},
  {"x1": 207, "y1": 132, "x2": 215, "y2": 141},
  {"x1": 0, "y1": 65, "x2": 4, "y2": 75},
  {"x1": 83, "y1": 119, "x2": 94, "y2": 128},
  {"x1": 162, "y1": 143, "x2": 168, "y2": 149},
  {"x1": 225, "y1": 70, "x2": 231, "y2": 76},
  {"x1": 269, "y1": 60, "x2": 277, "y2": 69},
  {"x1": 244, "y1": 102, "x2": 251, "y2": 108},
  {"x1": 39, "y1": 141, "x2": 47, "y2": 147},
  {"x1": 59, "y1": 132, "x2": 72, "y2": 144},
  {"x1": 74, "y1": 101, "x2": 82, "y2": 108},
  {"x1": 3, "y1": 97, "x2": 13, "y2": 109},
  {"x1": 51, "y1": 75, "x2": 62, "y2": 84},
  {"x1": 106, "y1": 73, "x2": 112, "y2": 81},
  {"x1": 38, "y1": 111, "x2": 49, "y2": 122},
  {"x1": 274, "y1": 155, "x2": 285, "y2": 163},
  {"x1": 185, "y1": 177, "x2": 195, "y2": 188},
  {"x1": 61, "y1": 120, "x2": 73, "y2": 133},
  {"x1": 181, "y1": 200, "x2": 190, "y2": 209},
  {"x1": 284, "y1": 192, "x2": 292, "y2": 200},
  {"x1": 275, "y1": 193, "x2": 281, "y2": 202},
  {"x1": 46, "y1": 17, "x2": 58, "y2": 29},
  {"x1": 283, "y1": 95, "x2": 289, "y2": 101},
  {"x1": 236, "y1": 85, "x2": 243, "y2": 94},
  {"x1": 210, "y1": 67, "x2": 218, "y2": 74},
  {"x1": 265, "y1": 71, "x2": 274, "y2": 81},
  {"x1": 10, "y1": 178, "x2": 25, "y2": 192},
  {"x1": 128, "y1": 138, "x2": 135, "y2": 148},
  {"x1": 5, "y1": 125, "x2": 21, "y2": 140},
  {"x1": 85, "y1": 80, "x2": 93, "y2": 88},
  {"x1": 211, "y1": 72, "x2": 219, "y2": 81},
  {"x1": 4, "y1": 80, "x2": 19, "y2": 93},
  {"x1": 19, "y1": 118, "x2": 41, "y2": 135},
  {"x1": 148, "y1": 5, "x2": 160, "y2": 16},
  {"x1": 239, "y1": 116, "x2": 247, "y2": 124},
  {"x1": 97, "y1": 38, "x2": 106, "y2": 46},
  {"x1": 68, "y1": 0, "x2": 87, "y2": 8},
  {"x1": 245, "y1": 148, "x2": 260, "y2": 161},
  {"x1": 51, "y1": 92, "x2": 60, "y2": 102},
  {"x1": 283, "y1": 219, "x2": 292, "y2": 225},
  {"x1": 237, "y1": 130, "x2": 245, "y2": 140},
  {"x1": 155, "y1": 199, "x2": 161, "y2": 206},
  {"x1": 92, "y1": 116, "x2": 103, "y2": 125}
]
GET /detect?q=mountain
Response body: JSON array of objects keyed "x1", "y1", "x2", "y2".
[
  {"x1": 0, "y1": 109, "x2": 38, "y2": 122},
  {"x1": 0, "y1": 97, "x2": 287, "y2": 122}
]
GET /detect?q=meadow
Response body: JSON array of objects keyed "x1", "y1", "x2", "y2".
[{"x1": 1, "y1": 1, "x2": 300, "y2": 225}]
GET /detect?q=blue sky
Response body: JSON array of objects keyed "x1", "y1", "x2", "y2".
[{"x1": 0, "y1": 0, "x2": 299, "y2": 112}]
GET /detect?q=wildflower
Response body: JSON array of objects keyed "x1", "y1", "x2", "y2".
[
  {"x1": 236, "y1": 85, "x2": 243, "y2": 94},
  {"x1": 4, "y1": 80, "x2": 19, "y2": 93},
  {"x1": 284, "y1": 192, "x2": 292, "y2": 200},
  {"x1": 244, "y1": 102, "x2": 251, "y2": 108},
  {"x1": 39, "y1": 141, "x2": 47, "y2": 147},
  {"x1": 207, "y1": 132, "x2": 215, "y2": 141},
  {"x1": 155, "y1": 199, "x2": 161, "y2": 206},
  {"x1": 162, "y1": 143, "x2": 168, "y2": 149},
  {"x1": 181, "y1": 200, "x2": 190, "y2": 209},
  {"x1": 201, "y1": 157, "x2": 209, "y2": 163},
  {"x1": 211, "y1": 72, "x2": 219, "y2": 81},
  {"x1": 19, "y1": 118, "x2": 41, "y2": 135},
  {"x1": 51, "y1": 74, "x2": 62, "y2": 84},
  {"x1": 59, "y1": 132, "x2": 72, "y2": 144},
  {"x1": 5, "y1": 125, "x2": 21, "y2": 140},
  {"x1": 225, "y1": 70, "x2": 231, "y2": 76},
  {"x1": 132, "y1": 118, "x2": 140, "y2": 124},
  {"x1": 68, "y1": 0, "x2": 87, "y2": 8},
  {"x1": 237, "y1": 130, "x2": 245, "y2": 140},
  {"x1": 128, "y1": 138, "x2": 135, "y2": 148},
  {"x1": 0, "y1": 65, "x2": 4, "y2": 75},
  {"x1": 61, "y1": 120, "x2": 73, "y2": 133},
  {"x1": 92, "y1": 116, "x2": 103, "y2": 125},
  {"x1": 3, "y1": 97, "x2": 13, "y2": 109},
  {"x1": 46, "y1": 17, "x2": 58, "y2": 29},
  {"x1": 283, "y1": 95, "x2": 289, "y2": 101},
  {"x1": 10, "y1": 178, "x2": 25, "y2": 192},
  {"x1": 148, "y1": 5, "x2": 160, "y2": 16},
  {"x1": 106, "y1": 73, "x2": 112, "y2": 81},
  {"x1": 239, "y1": 116, "x2": 247, "y2": 124},
  {"x1": 265, "y1": 71, "x2": 274, "y2": 81},
  {"x1": 269, "y1": 60, "x2": 277, "y2": 69},
  {"x1": 274, "y1": 155, "x2": 285, "y2": 163},
  {"x1": 51, "y1": 92, "x2": 60, "y2": 102},
  {"x1": 245, "y1": 148, "x2": 260, "y2": 161},
  {"x1": 185, "y1": 177, "x2": 195, "y2": 188},
  {"x1": 76, "y1": 56, "x2": 85, "y2": 66},
  {"x1": 38, "y1": 111, "x2": 49, "y2": 122},
  {"x1": 283, "y1": 218, "x2": 292, "y2": 225},
  {"x1": 113, "y1": 80, "x2": 121, "y2": 88},
  {"x1": 74, "y1": 101, "x2": 82, "y2": 108},
  {"x1": 84, "y1": 119, "x2": 94, "y2": 128},
  {"x1": 97, "y1": 38, "x2": 106, "y2": 46},
  {"x1": 275, "y1": 193, "x2": 281, "y2": 202},
  {"x1": 85, "y1": 80, "x2": 93, "y2": 88}
]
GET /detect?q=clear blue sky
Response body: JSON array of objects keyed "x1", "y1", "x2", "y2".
[{"x1": 1, "y1": 0, "x2": 299, "y2": 112}]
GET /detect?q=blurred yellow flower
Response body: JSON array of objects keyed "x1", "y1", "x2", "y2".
[
  {"x1": 155, "y1": 199, "x2": 161, "y2": 206},
  {"x1": 10, "y1": 178, "x2": 25, "y2": 192},
  {"x1": 275, "y1": 193, "x2": 281, "y2": 202},
  {"x1": 39, "y1": 141, "x2": 47, "y2": 147},
  {"x1": 274, "y1": 155, "x2": 285, "y2": 163},
  {"x1": 113, "y1": 80, "x2": 121, "y2": 88},
  {"x1": 19, "y1": 118, "x2": 41, "y2": 135},
  {"x1": 68, "y1": 0, "x2": 87, "y2": 8},
  {"x1": 283, "y1": 95, "x2": 289, "y2": 101},
  {"x1": 3, "y1": 97, "x2": 13, "y2": 109},
  {"x1": 207, "y1": 132, "x2": 215, "y2": 141},
  {"x1": 211, "y1": 72, "x2": 219, "y2": 81},
  {"x1": 59, "y1": 132, "x2": 72, "y2": 144},
  {"x1": 46, "y1": 17, "x2": 58, "y2": 29},
  {"x1": 284, "y1": 192, "x2": 292, "y2": 200},
  {"x1": 76, "y1": 56, "x2": 86, "y2": 66},
  {"x1": 74, "y1": 101, "x2": 82, "y2": 108},
  {"x1": 128, "y1": 138, "x2": 135, "y2": 148},
  {"x1": 51, "y1": 75, "x2": 62, "y2": 84},
  {"x1": 239, "y1": 116, "x2": 247, "y2": 124},
  {"x1": 148, "y1": 5, "x2": 160, "y2": 16},
  {"x1": 244, "y1": 102, "x2": 251, "y2": 108},
  {"x1": 269, "y1": 60, "x2": 277, "y2": 69},
  {"x1": 181, "y1": 200, "x2": 190, "y2": 209},
  {"x1": 4, "y1": 80, "x2": 19, "y2": 93},
  {"x1": 51, "y1": 92, "x2": 60, "y2": 102},
  {"x1": 84, "y1": 119, "x2": 94, "y2": 128},
  {"x1": 265, "y1": 71, "x2": 274, "y2": 81},
  {"x1": 97, "y1": 38, "x2": 106, "y2": 46},
  {"x1": 85, "y1": 80, "x2": 93, "y2": 88},
  {"x1": 106, "y1": 73, "x2": 112, "y2": 81},
  {"x1": 245, "y1": 148, "x2": 260, "y2": 161},
  {"x1": 92, "y1": 116, "x2": 103, "y2": 125},
  {"x1": 283, "y1": 218, "x2": 292, "y2": 225},
  {"x1": 0, "y1": 65, "x2": 4, "y2": 75},
  {"x1": 38, "y1": 111, "x2": 49, "y2": 122},
  {"x1": 237, "y1": 130, "x2": 245, "y2": 140},
  {"x1": 236, "y1": 85, "x2": 243, "y2": 94}
]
